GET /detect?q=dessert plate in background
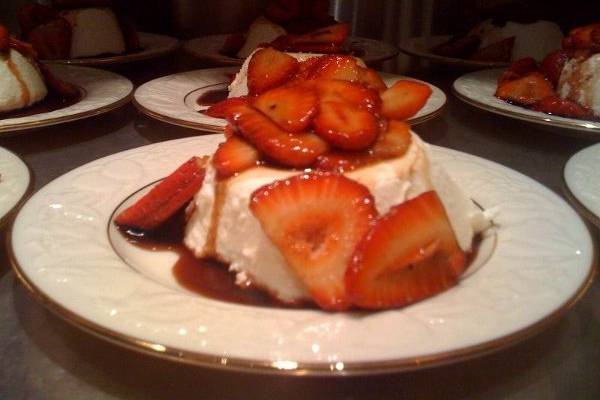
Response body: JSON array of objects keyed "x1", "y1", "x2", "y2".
[
  {"x1": 453, "y1": 69, "x2": 600, "y2": 136},
  {"x1": 0, "y1": 65, "x2": 132, "y2": 134},
  {"x1": 563, "y1": 143, "x2": 600, "y2": 228},
  {"x1": 133, "y1": 67, "x2": 446, "y2": 132},
  {"x1": 41, "y1": 32, "x2": 179, "y2": 66},
  {"x1": 9, "y1": 135, "x2": 595, "y2": 376},
  {"x1": 398, "y1": 36, "x2": 510, "y2": 68},
  {"x1": 182, "y1": 34, "x2": 399, "y2": 66},
  {"x1": 0, "y1": 147, "x2": 31, "y2": 228}
]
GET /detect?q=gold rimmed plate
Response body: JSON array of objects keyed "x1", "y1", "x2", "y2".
[
  {"x1": 41, "y1": 32, "x2": 179, "y2": 66},
  {"x1": 182, "y1": 34, "x2": 399, "y2": 67},
  {"x1": 0, "y1": 65, "x2": 132, "y2": 134},
  {"x1": 0, "y1": 147, "x2": 31, "y2": 228},
  {"x1": 133, "y1": 67, "x2": 446, "y2": 132},
  {"x1": 453, "y1": 68, "x2": 600, "y2": 136},
  {"x1": 398, "y1": 35, "x2": 510, "y2": 69},
  {"x1": 9, "y1": 134, "x2": 596, "y2": 375},
  {"x1": 563, "y1": 143, "x2": 600, "y2": 228}
]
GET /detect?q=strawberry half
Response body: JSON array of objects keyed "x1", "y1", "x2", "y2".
[
  {"x1": 314, "y1": 79, "x2": 381, "y2": 114},
  {"x1": 115, "y1": 157, "x2": 207, "y2": 231},
  {"x1": 205, "y1": 97, "x2": 248, "y2": 119},
  {"x1": 308, "y1": 54, "x2": 364, "y2": 81},
  {"x1": 250, "y1": 172, "x2": 377, "y2": 310},
  {"x1": 212, "y1": 136, "x2": 261, "y2": 178},
  {"x1": 247, "y1": 47, "x2": 299, "y2": 95},
  {"x1": 313, "y1": 100, "x2": 379, "y2": 151},
  {"x1": 346, "y1": 191, "x2": 467, "y2": 309},
  {"x1": 495, "y1": 72, "x2": 554, "y2": 106},
  {"x1": 251, "y1": 85, "x2": 318, "y2": 132},
  {"x1": 230, "y1": 103, "x2": 328, "y2": 168},
  {"x1": 381, "y1": 79, "x2": 432, "y2": 120}
]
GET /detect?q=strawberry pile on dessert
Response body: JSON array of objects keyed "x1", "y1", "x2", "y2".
[
  {"x1": 115, "y1": 47, "x2": 486, "y2": 311},
  {"x1": 495, "y1": 23, "x2": 600, "y2": 120}
]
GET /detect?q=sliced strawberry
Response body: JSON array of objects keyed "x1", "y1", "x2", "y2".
[
  {"x1": 25, "y1": 17, "x2": 72, "y2": 59},
  {"x1": 539, "y1": 50, "x2": 568, "y2": 87},
  {"x1": 115, "y1": 157, "x2": 207, "y2": 231},
  {"x1": 381, "y1": 79, "x2": 432, "y2": 120},
  {"x1": 371, "y1": 120, "x2": 412, "y2": 159},
  {"x1": 346, "y1": 191, "x2": 467, "y2": 309},
  {"x1": 205, "y1": 97, "x2": 248, "y2": 119},
  {"x1": 531, "y1": 96, "x2": 595, "y2": 119},
  {"x1": 0, "y1": 25, "x2": 8, "y2": 52},
  {"x1": 498, "y1": 57, "x2": 538, "y2": 84},
  {"x1": 563, "y1": 23, "x2": 600, "y2": 51},
  {"x1": 313, "y1": 100, "x2": 379, "y2": 151},
  {"x1": 308, "y1": 54, "x2": 364, "y2": 81},
  {"x1": 231, "y1": 103, "x2": 328, "y2": 168},
  {"x1": 212, "y1": 136, "x2": 261, "y2": 179},
  {"x1": 314, "y1": 79, "x2": 381, "y2": 114},
  {"x1": 17, "y1": 4, "x2": 58, "y2": 36},
  {"x1": 314, "y1": 151, "x2": 372, "y2": 173},
  {"x1": 359, "y1": 68, "x2": 388, "y2": 92},
  {"x1": 247, "y1": 47, "x2": 299, "y2": 95},
  {"x1": 250, "y1": 172, "x2": 377, "y2": 310},
  {"x1": 289, "y1": 23, "x2": 350, "y2": 45},
  {"x1": 495, "y1": 72, "x2": 554, "y2": 106},
  {"x1": 251, "y1": 85, "x2": 318, "y2": 132},
  {"x1": 470, "y1": 36, "x2": 514, "y2": 62},
  {"x1": 223, "y1": 124, "x2": 237, "y2": 138}
]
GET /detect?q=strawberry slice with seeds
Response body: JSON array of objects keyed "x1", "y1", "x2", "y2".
[
  {"x1": 247, "y1": 47, "x2": 299, "y2": 95},
  {"x1": 205, "y1": 97, "x2": 248, "y2": 119},
  {"x1": 308, "y1": 54, "x2": 364, "y2": 81},
  {"x1": 313, "y1": 100, "x2": 379, "y2": 151},
  {"x1": 381, "y1": 79, "x2": 432, "y2": 120},
  {"x1": 250, "y1": 172, "x2": 377, "y2": 310},
  {"x1": 314, "y1": 79, "x2": 381, "y2": 114},
  {"x1": 231, "y1": 103, "x2": 328, "y2": 168},
  {"x1": 531, "y1": 96, "x2": 595, "y2": 119},
  {"x1": 359, "y1": 68, "x2": 388, "y2": 92},
  {"x1": 115, "y1": 157, "x2": 208, "y2": 231},
  {"x1": 371, "y1": 120, "x2": 412, "y2": 159},
  {"x1": 251, "y1": 85, "x2": 318, "y2": 132},
  {"x1": 495, "y1": 72, "x2": 554, "y2": 106},
  {"x1": 346, "y1": 191, "x2": 467, "y2": 309},
  {"x1": 212, "y1": 136, "x2": 261, "y2": 179}
]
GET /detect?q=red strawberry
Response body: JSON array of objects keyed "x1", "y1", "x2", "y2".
[
  {"x1": 381, "y1": 80, "x2": 432, "y2": 120},
  {"x1": 250, "y1": 172, "x2": 378, "y2": 310},
  {"x1": 205, "y1": 97, "x2": 248, "y2": 119},
  {"x1": 251, "y1": 85, "x2": 318, "y2": 132},
  {"x1": 359, "y1": 68, "x2": 388, "y2": 92},
  {"x1": 314, "y1": 151, "x2": 372, "y2": 173},
  {"x1": 115, "y1": 157, "x2": 207, "y2": 231},
  {"x1": 308, "y1": 54, "x2": 364, "y2": 81},
  {"x1": 247, "y1": 47, "x2": 299, "y2": 95},
  {"x1": 470, "y1": 36, "x2": 514, "y2": 62},
  {"x1": 314, "y1": 79, "x2": 381, "y2": 114},
  {"x1": 539, "y1": 50, "x2": 568, "y2": 87},
  {"x1": 230, "y1": 103, "x2": 328, "y2": 168},
  {"x1": 25, "y1": 17, "x2": 72, "y2": 59},
  {"x1": 346, "y1": 191, "x2": 467, "y2": 309},
  {"x1": 371, "y1": 120, "x2": 412, "y2": 159},
  {"x1": 289, "y1": 23, "x2": 349, "y2": 45},
  {"x1": 212, "y1": 136, "x2": 261, "y2": 179},
  {"x1": 313, "y1": 100, "x2": 379, "y2": 151},
  {"x1": 495, "y1": 72, "x2": 554, "y2": 106},
  {"x1": 498, "y1": 57, "x2": 538, "y2": 84},
  {"x1": 0, "y1": 25, "x2": 8, "y2": 52},
  {"x1": 531, "y1": 96, "x2": 595, "y2": 119}
]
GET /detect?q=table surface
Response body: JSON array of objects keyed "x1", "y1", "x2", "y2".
[{"x1": 1, "y1": 53, "x2": 599, "y2": 400}]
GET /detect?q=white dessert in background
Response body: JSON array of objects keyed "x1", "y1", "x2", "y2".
[
  {"x1": 237, "y1": 16, "x2": 287, "y2": 59},
  {"x1": 228, "y1": 51, "x2": 367, "y2": 98},
  {"x1": 60, "y1": 7, "x2": 126, "y2": 58},
  {"x1": 557, "y1": 54, "x2": 600, "y2": 117},
  {"x1": 0, "y1": 48, "x2": 47, "y2": 113},
  {"x1": 184, "y1": 133, "x2": 491, "y2": 303},
  {"x1": 470, "y1": 19, "x2": 564, "y2": 61}
]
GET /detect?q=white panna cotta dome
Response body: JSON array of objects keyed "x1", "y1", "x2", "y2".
[{"x1": 0, "y1": 48, "x2": 47, "y2": 113}]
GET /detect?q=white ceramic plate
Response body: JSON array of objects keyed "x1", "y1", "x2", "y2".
[
  {"x1": 9, "y1": 135, "x2": 595, "y2": 375},
  {"x1": 133, "y1": 67, "x2": 446, "y2": 132},
  {"x1": 564, "y1": 143, "x2": 600, "y2": 228},
  {"x1": 453, "y1": 69, "x2": 600, "y2": 135},
  {"x1": 0, "y1": 147, "x2": 30, "y2": 227},
  {"x1": 0, "y1": 65, "x2": 132, "y2": 134},
  {"x1": 41, "y1": 32, "x2": 179, "y2": 66},
  {"x1": 398, "y1": 35, "x2": 510, "y2": 68},
  {"x1": 182, "y1": 34, "x2": 398, "y2": 66}
]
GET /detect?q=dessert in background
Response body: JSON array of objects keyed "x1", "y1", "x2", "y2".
[
  {"x1": 18, "y1": 0, "x2": 140, "y2": 60},
  {"x1": 0, "y1": 25, "x2": 79, "y2": 115},
  {"x1": 495, "y1": 23, "x2": 600, "y2": 120},
  {"x1": 115, "y1": 47, "x2": 492, "y2": 311},
  {"x1": 432, "y1": 19, "x2": 563, "y2": 62}
]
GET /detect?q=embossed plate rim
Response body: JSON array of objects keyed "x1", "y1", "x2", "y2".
[
  {"x1": 0, "y1": 147, "x2": 32, "y2": 227},
  {"x1": 8, "y1": 135, "x2": 596, "y2": 376},
  {"x1": 133, "y1": 67, "x2": 446, "y2": 131},
  {"x1": 563, "y1": 143, "x2": 600, "y2": 228}
]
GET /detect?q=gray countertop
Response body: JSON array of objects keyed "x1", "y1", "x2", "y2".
[{"x1": 1, "y1": 55, "x2": 599, "y2": 399}]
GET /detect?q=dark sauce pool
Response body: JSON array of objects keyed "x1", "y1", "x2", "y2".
[
  {"x1": 197, "y1": 88, "x2": 229, "y2": 107},
  {"x1": 0, "y1": 90, "x2": 83, "y2": 120}
]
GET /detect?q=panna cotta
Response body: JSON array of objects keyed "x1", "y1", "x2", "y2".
[
  {"x1": 0, "y1": 48, "x2": 47, "y2": 113},
  {"x1": 558, "y1": 54, "x2": 600, "y2": 117},
  {"x1": 61, "y1": 8, "x2": 127, "y2": 58}
]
